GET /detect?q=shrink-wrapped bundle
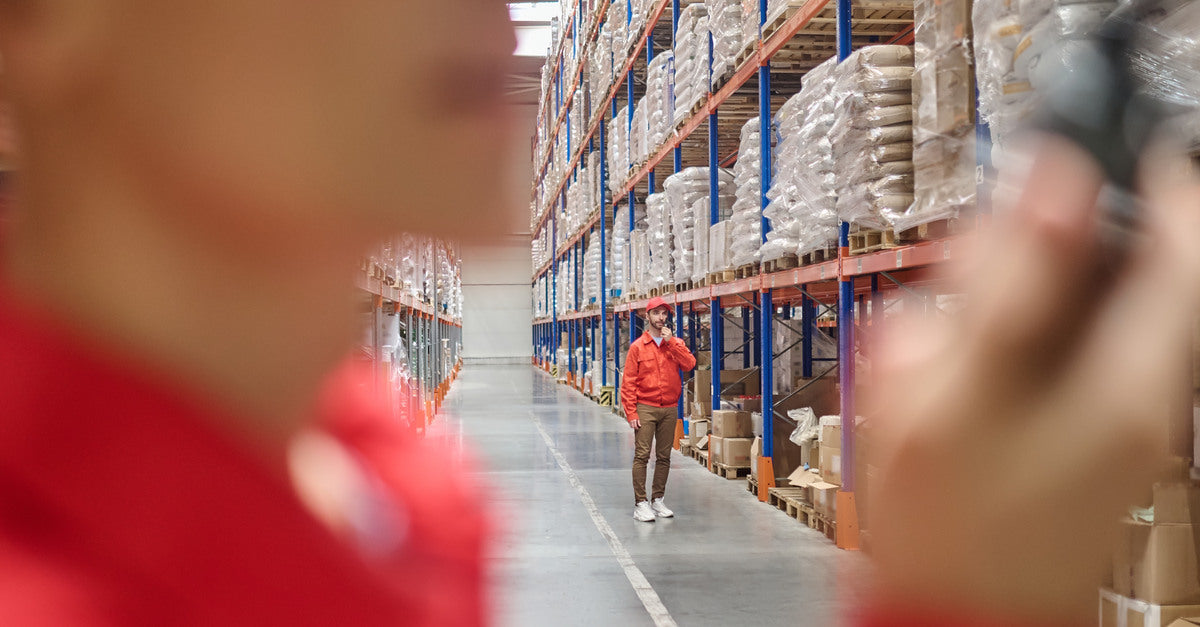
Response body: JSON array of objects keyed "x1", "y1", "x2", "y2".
[
  {"x1": 730, "y1": 116, "x2": 766, "y2": 266},
  {"x1": 674, "y1": 5, "x2": 711, "y2": 125},
  {"x1": 646, "y1": 193, "x2": 674, "y2": 290},
  {"x1": 831, "y1": 46, "x2": 915, "y2": 231}
]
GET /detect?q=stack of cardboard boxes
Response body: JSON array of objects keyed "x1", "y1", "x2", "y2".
[
  {"x1": 1105, "y1": 461, "x2": 1200, "y2": 627},
  {"x1": 709, "y1": 409, "x2": 754, "y2": 467},
  {"x1": 785, "y1": 416, "x2": 845, "y2": 522}
]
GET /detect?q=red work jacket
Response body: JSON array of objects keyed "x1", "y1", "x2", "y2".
[
  {"x1": 619, "y1": 332, "x2": 697, "y2": 423},
  {"x1": 0, "y1": 291, "x2": 489, "y2": 626}
]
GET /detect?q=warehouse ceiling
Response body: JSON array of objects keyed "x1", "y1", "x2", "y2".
[{"x1": 506, "y1": 2, "x2": 555, "y2": 105}]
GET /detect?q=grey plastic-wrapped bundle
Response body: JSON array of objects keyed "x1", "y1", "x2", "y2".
[
  {"x1": 647, "y1": 52, "x2": 676, "y2": 151},
  {"x1": 674, "y1": 5, "x2": 711, "y2": 125},
  {"x1": 832, "y1": 46, "x2": 915, "y2": 230},
  {"x1": 707, "y1": 0, "x2": 745, "y2": 86},
  {"x1": 646, "y1": 192, "x2": 674, "y2": 290},
  {"x1": 887, "y1": 0, "x2": 977, "y2": 232},
  {"x1": 1129, "y1": 1, "x2": 1200, "y2": 152},
  {"x1": 731, "y1": 116, "x2": 765, "y2": 266}
]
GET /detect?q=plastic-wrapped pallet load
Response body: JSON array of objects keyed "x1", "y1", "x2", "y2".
[
  {"x1": 707, "y1": 0, "x2": 745, "y2": 87},
  {"x1": 1130, "y1": 1, "x2": 1200, "y2": 153},
  {"x1": 608, "y1": 106, "x2": 630, "y2": 194},
  {"x1": 832, "y1": 45, "x2": 915, "y2": 231},
  {"x1": 646, "y1": 192, "x2": 674, "y2": 291},
  {"x1": 885, "y1": 0, "x2": 977, "y2": 232},
  {"x1": 693, "y1": 198, "x2": 710, "y2": 284},
  {"x1": 631, "y1": 97, "x2": 651, "y2": 166},
  {"x1": 582, "y1": 235, "x2": 605, "y2": 306},
  {"x1": 730, "y1": 116, "x2": 766, "y2": 267},
  {"x1": 674, "y1": 5, "x2": 711, "y2": 126},
  {"x1": 628, "y1": 228, "x2": 649, "y2": 297},
  {"x1": 646, "y1": 52, "x2": 675, "y2": 152},
  {"x1": 777, "y1": 57, "x2": 839, "y2": 257},
  {"x1": 755, "y1": 114, "x2": 801, "y2": 264},
  {"x1": 665, "y1": 167, "x2": 732, "y2": 286}
]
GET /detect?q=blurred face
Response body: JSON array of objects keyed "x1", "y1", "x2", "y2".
[
  {"x1": 9, "y1": 0, "x2": 517, "y2": 251},
  {"x1": 647, "y1": 307, "x2": 669, "y2": 330}
]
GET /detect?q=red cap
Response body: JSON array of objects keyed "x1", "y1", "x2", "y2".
[{"x1": 645, "y1": 296, "x2": 670, "y2": 313}]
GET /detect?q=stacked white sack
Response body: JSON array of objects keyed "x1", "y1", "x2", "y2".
[
  {"x1": 730, "y1": 116, "x2": 765, "y2": 267},
  {"x1": 832, "y1": 46, "x2": 915, "y2": 231},
  {"x1": 665, "y1": 168, "x2": 733, "y2": 285},
  {"x1": 776, "y1": 57, "x2": 838, "y2": 256},
  {"x1": 674, "y1": 5, "x2": 711, "y2": 126},
  {"x1": 707, "y1": 0, "x2": 744, "y2": 87},
  {"x1": 646, "y1": 192, "x2": 674, "y2": 290}
]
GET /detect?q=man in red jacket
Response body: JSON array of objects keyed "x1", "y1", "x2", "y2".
[{"x1": 621, "y1": 297, "x2": 697, "y2": 522}]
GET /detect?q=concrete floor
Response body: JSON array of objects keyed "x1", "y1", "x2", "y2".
[{"x1": 437, "y1": 365, "x2": 867, "y2": 627}]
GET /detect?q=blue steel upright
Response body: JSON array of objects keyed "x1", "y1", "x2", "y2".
[
  {"x1": 708, "y1": 26, "x2": 722, "y2": 412},
  {"x1": 756, "y1": 0, "x2": 777, "y2": 461},
  {"x1": 836, "y1": 0, "x2": 856, "y2": 493},
  {"x1": 599, "y1": 123, "x2": 609, "y2": 387}
]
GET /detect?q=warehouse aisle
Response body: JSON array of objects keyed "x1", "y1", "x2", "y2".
[{"x1": 438, "y1": 365, "x2": 866, "y2": 627}]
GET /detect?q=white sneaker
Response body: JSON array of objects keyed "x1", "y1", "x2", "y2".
[
  {"x1": 633, "y1": 501, "x2": 656, "y2": 522},
  {"x1": 651, "y1": 498, "x2": 674, "y2": 518}
]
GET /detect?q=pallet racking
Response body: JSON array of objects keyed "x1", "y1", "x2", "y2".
[
  {"x1": 358, "y1": 239, "x2": 464, "y2": 435},
  {"x1": 530, "y1": 0, "x2": 979, "y2": 549}
]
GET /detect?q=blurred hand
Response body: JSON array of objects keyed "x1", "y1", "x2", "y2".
[
  {"x1": 662, "y1": 326, "x2": 673, "y2": 341},
  {"x1": 866, "y1": 137, "x2": 1200, "y2": 623},
  {"x1": 629, "y1": 417, "x2": 641, "y2": 430}
]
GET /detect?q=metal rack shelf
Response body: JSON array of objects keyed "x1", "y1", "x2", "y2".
[{"x1": 528, "y1": 0, "x2": 961, "y2": 551}]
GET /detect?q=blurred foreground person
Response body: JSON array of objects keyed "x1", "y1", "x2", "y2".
[
  {"x1": 860, "y1": 138, "x2": 1200, "y2": 626},
  {"x1": 0, "y1": 1, "x2": 515, "y2": 625}
]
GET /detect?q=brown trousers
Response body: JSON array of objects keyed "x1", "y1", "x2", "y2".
[{"x1": 633, "y1": 403, "x2": 677, "y2": 504}]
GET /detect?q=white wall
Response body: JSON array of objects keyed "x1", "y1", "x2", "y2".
[{"x1": 461, "y1": 103, "x2": 536, "y2": 363}]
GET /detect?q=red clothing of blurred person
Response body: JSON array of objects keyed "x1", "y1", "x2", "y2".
[{"x1": 0, "y1": 291, "x2": 489, "y2": 626}]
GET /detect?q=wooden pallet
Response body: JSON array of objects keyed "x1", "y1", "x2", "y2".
[
  {"x1": 897, "y1": 218, "x2": 956, "y2": 243},
  {"x1": 711, "y1": 462, "x2": 752, "y2": 480},
  {"x1": 763, "y1": 255, "x2": 799, "y2": 274},
  {"x1": 849, "y1": 228, "x2": 897, "y2": 255},
  {"x1": 675, "y1": 280, "x2": 693, "y2": 293},
  {"x1": 733, "y1": 40, "x2": 757, "y2": 68},
  {"x1": 768, "y1": 486, "x2": 807, "y2": 511},
  {"x1": 762, "y1": 0, "x2": 811, "y2": 40},
  {"x1": 747, "y1": 474, "x2": 759, "y2": 496},
  {"x1": 735, "y1": 264, "x2": 759, "y2": 280},
  {"x1": 681, "y1": 443, "x2": 693, "y2": 457},
  {"x1": 800, "y1": 247, "x2": 837, "y2": 266}
]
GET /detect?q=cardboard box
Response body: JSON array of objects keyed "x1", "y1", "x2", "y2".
[
  {"x1": 800, "y1": 438, "x2": 818, "y2": 469},
  {"x1": 717, "y1": 437, "x2": 754, "y2": 467},
  {"x1": 1101, "y1": 589, "x2": 1200, "y2": 627},
  {"x1": 709, "y1": 435, "x2": 724, "y2": 462},
  {"x1": 1156, "y1": 483, "x2": 1200, "y2": 525},
  {"x1": 692, "y1": 401, "x2": 711, "y2": 418},
  {"x1": 728, "y1": 396, "x2": 762, "y2": 413},
  {"x1": 812, "y1": 482, "x2": 840, "y2": 518},
  {"x1": 695, "y1": 435, "x2": 709, "y2": 451},
  {"x1": 750, "y1": 437, "x2": 762, "y2": 478},
  {"x1": 1115, "y1": 520, "x2": 1200, "y2": 604},
  {"x1": 819, "y1": 443, "x2": 842, "y2": 485},
  {"x1": 688, "y1": 420, "x2": 710, "y2": 446},
  {"x1": 711, "y1": 410, "x2": 754, "y2": 439}
]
